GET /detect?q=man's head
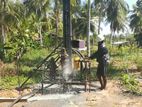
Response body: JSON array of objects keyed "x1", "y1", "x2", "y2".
[
  {"x1": 97, "y1": 34, "x2": 104, "y2": 42},
  {"x1": 97, "y1": 34, "x2": 105, "y2": 47}
]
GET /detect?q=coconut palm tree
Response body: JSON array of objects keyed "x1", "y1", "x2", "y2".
[
  {"x1": 92, "y1": 0, "x2": 128, "y2": 44},
  {"x1": 87, "y1": 0, "x2": 91, "y2": 56},
  {"x1": 106, "y1": 0, "x2": 128, "y2": 32},
  {"x1": 130, "y1": 0, "x2": 142, "y2": 46},
  {"x1": 24, "y1": 0, "x2": 51, "y2": 47},
  {"x1": 0, "y1": 0, "x2": 20, "y2": 60},
  {"x1": 93, "y1": 0, "x2": 107, "y2": 34},
  {"x1": 105, "y1": 0, "x2": 128, "y2": 44},
  {"x1": 72, "y1": 3, "x2": 97, "y2": 39},
  {"x1": 130, "y1": 0, "x2": 142, "y2": 33}
]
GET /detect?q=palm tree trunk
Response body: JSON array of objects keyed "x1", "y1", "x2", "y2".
[
  {"x1": 98, "y1": 15, "x2": 101, "y2": 35},
  {"x1": 110, "y1": 30, "x2": 114, "y2": 45},
  {"x1": 98, "y1": 2, "x2": 103, "y2": 35},
  {"x1": 87, "y1": 0, "x2": 91, "y2": 57},
  {"x1": 92, "y1": 35, "x2": 95, "y2": 46},
  {"x1": 2, "y1": 25, "x2": 6, "y2": 45},
  {"x1": 0, "y1": 25, "x2": 5, "y2": 60},
  {"x1": 55, "y1": 0, "x2": 59, "y2": 46},
  {"x1": 38, "y1": 25, "x2": 43, "y2": 47},
  {"x1": 0, "y1": 0, "x2": 7, "y2": 60}
]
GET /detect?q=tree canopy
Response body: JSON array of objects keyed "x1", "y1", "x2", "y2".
[{"x1": 0, "y1": 0, "x2": 142, "y2": 61}]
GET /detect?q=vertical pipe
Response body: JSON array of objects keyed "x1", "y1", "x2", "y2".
[{"x1": 63, "y1": 0, "x2": 72, "y2": 61}]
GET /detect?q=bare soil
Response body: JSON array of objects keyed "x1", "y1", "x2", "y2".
[
  {"x1": 0, "y1": 89, "x2": 31, "y2": 98},
  {"x1": 82, "y1": 80, "x2": 142, "y2": 107}
]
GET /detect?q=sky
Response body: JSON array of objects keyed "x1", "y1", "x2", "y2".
[
  {"x1": 125, "y1": 0, "x2": 136, "y2": 10},
  {"x1": 101, "y1": 0, "x2": 137, "y2": 35}
]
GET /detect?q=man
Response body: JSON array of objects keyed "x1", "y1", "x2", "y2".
[{"x1": 90, "y1": 34, "x2": 109, "y2": 90}]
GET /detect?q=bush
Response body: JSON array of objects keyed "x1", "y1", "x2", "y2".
[
  {"x1": 120, "y1": 74, "x2": 142, "y2": 95},
  {"x1": 0, "y1": 62, "x2": 16, "y2": 77}
]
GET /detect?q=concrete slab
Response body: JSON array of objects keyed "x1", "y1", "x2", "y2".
[
  {"x1": 24, "y1": 93, "x2": 87, "y2": 107},
  {"x1": 27, "y1": 94, "x2": 74, "y2": 102}
]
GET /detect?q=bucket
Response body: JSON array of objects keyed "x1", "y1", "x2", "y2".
[{"x1": 74, "y1": 57, "x2": 80, "y2": 70}]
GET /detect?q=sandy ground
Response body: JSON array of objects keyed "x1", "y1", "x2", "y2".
[
  {"x1": 0, "y1": 89, "x2": 31, "y2": 98},
  {"x1": 82, "y1": 81, "x2": 142, "y2": 107},
  {"x1": 0, "y1": 80, "x2": 142, "y2": 107}
]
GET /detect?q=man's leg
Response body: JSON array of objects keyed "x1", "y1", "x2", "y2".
[
  {"x1": 97, "y1": 75, "x2": 104, "y2": 90},
  {"x1": 102, "y1": 64, "x2": 107, "y2": 89},
  {"x1": 97, "y1": 64, "x2": 104, "y2": 90},
  {"x1": 102, "y1": 75, "x2": 107, "y2": 89}
]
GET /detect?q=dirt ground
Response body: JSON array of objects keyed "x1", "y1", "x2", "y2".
[
  {"x1": 0, "y1": 80, "x2": 142, "y2": 107},
  {"x1": 82, "y1": 80, "x2": 142, "y2": 107},
  {"x1": 0, "y1": 89, "x2": 31, "y2": 98}
]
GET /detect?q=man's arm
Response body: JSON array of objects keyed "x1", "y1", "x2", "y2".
[{"x1": 89, "y1": 51, "x2": 98, "y2": 59}]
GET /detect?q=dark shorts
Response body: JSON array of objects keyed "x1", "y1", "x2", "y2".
[{"x1": 97, "y1": 63, "x2": 107, "y2": 76}]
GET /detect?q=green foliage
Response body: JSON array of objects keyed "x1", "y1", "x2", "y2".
[
  {"x1": 0, "y1": 48, "x2": 49, "y2": 89},
  {"x1": 107, "y1": 64, "x2": 122, "y2": 79},
  {"x1": 135, "y1": 55, "x2": 142, "y2": 71},
  {"x1": 0, "y1": 76, "x2": 19, "y2": 89},
  {"x1": 106, "y1": 0, "x2": 128, "y2": 32},
  {"x1": 120, "y1": 74, "x2": 142, "y2": 95},
  {"x1": 20, "y1": 48, "x2": 49, "y2": 77},
  {"x1": 121, "y1": 74, "x2": 138, "y2": 86},
  {"x1": 108, "y1": 42, "x2": 142, "y2": 68},
  {"x1": 130, "y1": 0, "x2": 142, "y2": 46},
  {"x1": 22, "y1": 48, "x2": 49, "y2": 61},
  {"x1": 0, "y1": 76, "x2": 34, "y2": 89},
  {"x1": 105, "y1": 43, "x2": 142, "y2": 97},
  {"x1": 43, "y1": 33, "x2": 56, "y2": 47},
  {"x1": 72, "y1": 1, "x2": 97, "y2": 38}
]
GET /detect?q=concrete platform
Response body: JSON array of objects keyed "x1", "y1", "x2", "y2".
[{"x1": 24, "y1": 94, "x2": 87, "y2": 107}]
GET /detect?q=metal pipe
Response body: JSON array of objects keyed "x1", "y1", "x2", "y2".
[{"x1": 63, "y1": 0, "x2": 72, "y2": 60}]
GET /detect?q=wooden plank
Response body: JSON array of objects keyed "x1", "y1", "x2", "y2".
[{"x1": 0, "y1": 98, "x2": 27, "y2": 102}]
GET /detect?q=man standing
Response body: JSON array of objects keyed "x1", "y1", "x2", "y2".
[{"x1": 90, "y1": 34, "x2": 109, "y2": 90}]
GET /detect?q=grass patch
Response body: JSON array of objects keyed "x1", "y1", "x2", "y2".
[
  {"x1": 21, "y1": 48, "x2": 49, "y2": 67},
  {"x1": 0, "y1": 48, "x2": 49, "y2": 89},
  {"x1": 0, "y1": 76, "x2": 34, "y2": 89}
]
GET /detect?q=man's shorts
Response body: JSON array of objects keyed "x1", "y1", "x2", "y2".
[{"x1": 96, "y1": 63, "x2": 107, "y2": 76}]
